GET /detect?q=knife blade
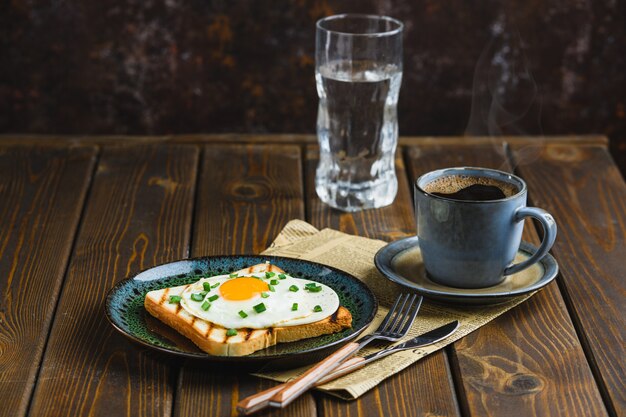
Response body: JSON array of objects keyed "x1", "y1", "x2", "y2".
[{"x1": 236, "y1": 320, "x2": 460, "y2": 415}]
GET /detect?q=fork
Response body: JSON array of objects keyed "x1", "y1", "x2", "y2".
[{"x1": 261, "y1": 293, "x2": 423, "y2": 409}]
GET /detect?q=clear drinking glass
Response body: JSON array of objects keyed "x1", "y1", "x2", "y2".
[{"x1": 315, "y1": 14, "x2": 403, "y2": 212}]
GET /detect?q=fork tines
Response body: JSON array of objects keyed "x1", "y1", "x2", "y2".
[{"x1": 380, "y1": 293, "x2": 422, "y2": 338}]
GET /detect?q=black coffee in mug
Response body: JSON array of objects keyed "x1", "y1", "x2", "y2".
[{"x1": 423, "y1": 175, "x2": 519, "y2": 202}]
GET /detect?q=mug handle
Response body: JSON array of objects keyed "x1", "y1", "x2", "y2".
[{"x1": 504, "y1": 207, "x2": 557, "y2": 276}]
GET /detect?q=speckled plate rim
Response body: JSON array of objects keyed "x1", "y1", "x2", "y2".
[
  {"x1": 105, "y1": 255, "x2": 378, "y2": 362},
  {"x1": 374, "y1": 236, "x2": 558, "y2": 304}
]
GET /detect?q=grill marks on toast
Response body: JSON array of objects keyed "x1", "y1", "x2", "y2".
[
  {"x1": 159, "y1": 288, "x2": 169, "y2": 304},
  {"x1": 203, "y1": 321, "x2": 213, "y2": 338}
]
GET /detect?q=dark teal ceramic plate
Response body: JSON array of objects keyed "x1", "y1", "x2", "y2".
[{"x1": 105, "y1": 255, "x2": 377, "y2": 368}]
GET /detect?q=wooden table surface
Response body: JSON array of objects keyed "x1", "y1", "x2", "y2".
[{"x1": 0, "y1": 134, "x2": 623, "y2": 417}]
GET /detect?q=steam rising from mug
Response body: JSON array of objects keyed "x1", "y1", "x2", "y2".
[{"x1": 465, "y1": 12, "x2": 544, "y2": 169}]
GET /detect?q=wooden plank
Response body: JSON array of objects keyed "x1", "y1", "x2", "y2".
[
  {"x1": 174, "y1": 144, "x2": 314, "y2": 417},
  {"x1": 0, "y1": 133, "x2": 610, "y2": 148},
  {"x1": 305, "y1": 145, "x2": 461, "y2": 417},
  {"x1": 405, "y1": 143, "x2": 608, "y2": 417},
  {"x1": 191, "y1": 144, "x2": 305, "y2": 255},
  {"x1": 28, "y1": 145, "x2": 199, "y2": 417},
  {"x1": 0, "y1": 146, "x2": 96, "y2": 417},
  {"x1": 511, "y1": 143, "x2": 625, "y2": 416}
]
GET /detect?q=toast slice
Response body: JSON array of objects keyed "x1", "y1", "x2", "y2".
[{"x1": 144, "y1": 263, "x2": 352, "y2": 356}]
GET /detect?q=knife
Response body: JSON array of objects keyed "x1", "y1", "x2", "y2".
[{"x1": 237, "y1": 320, "x2": 460, "y2": 415}]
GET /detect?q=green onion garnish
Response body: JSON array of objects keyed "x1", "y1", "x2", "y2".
[
  {"x1": 289, "y1": 285, "x2": 299, "y2": 292},
  {"x1": 261, "y1": 292, "x2": 269, "y2": 298},
  {"x1": 253, "y1": 303, "x2": 267, "y2": 313},
  {"x1": 305, "y1": 283, "x2": 322, "y2": 291},
  {"x1": 268, "y1": 285, "x2": 275, "y2": 292},
  {"x1": 270, "y1": 279, "x2": 279, "y2": 285},
  {"x1": 211, "y1": 282, "x2": 220, "y2": 288},
  {"x1": 201, "y1": 301, "x2": 211, "y2": 311},
  {"x1": 229, "y1": 273, "x2": 238, "y2": 278},
  {"x1": 291, "y1": 303, "x2": 298, "y2": 311},
  {"x1": 190, "y1": 293, "x2": 204, "y2": 302},
  {"x1": 208, "y1": 294, "x2": 219, "y2": 302},
  {"x1": 278, "y1": 273, "x2": 287, "y2": 280},
  {"x1": 238, "y1": 310, "x2": 248, "y2": 318},
  {"x1": 313, "y1": 305, "x2": 323, "y2": 312},
  {"x1": 203, "y1": 282, "x2": 212, "y2": 292},
  {"x1": 226, "y1": 328, "x2": 237, "y2": 337},
  {"x1": 168, "y1": 295, "x2": 182, "y2": 303},
  {"x1": 265, "y1": 271, "x2": 276, "y2": 278}
]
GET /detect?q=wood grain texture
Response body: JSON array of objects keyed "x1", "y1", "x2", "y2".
[
  {"x1": 175, "y1": 144, "x2": 315, "y2": 417},
  {"x1": 405, "y1": 144, "x2": 608, "y2": 417},
  {"x1": 305, "y1": 145, "x2": 461, "y2": 417},
  {"x1": 0, "y1": 146, "x2": 96, "y2": 417},
  {"x1": 192, "y1": 144, "x2": 305, "y2": 255},
  {"x1": 27, "y1": 145, "x2": 198, "y2": 417},
  {"x1": 0, "y1": 134, "x2": 610, "y2": 147},
  {"x1": 511, "y1": 143, "x2": 625, "y2": 416}
]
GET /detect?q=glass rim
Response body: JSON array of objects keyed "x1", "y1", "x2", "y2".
[{"x1": 316, "y1": 14, "x2": 403, "y2": 37}]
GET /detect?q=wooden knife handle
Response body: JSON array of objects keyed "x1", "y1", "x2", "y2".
[
  {"x1": 236, "y1": 385, "x2": 283, "y2": 415},
  {"x1": 237, "y1": 357, "x2": 364, "y2": 415},
  {"x1": 236, "y1": 356, "x2": 365, "y2": 415},
  {"x1": 268, "y1": 341, "x2": 360, "y2": 408}
]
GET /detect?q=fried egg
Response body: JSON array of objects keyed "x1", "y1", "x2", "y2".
[{"x1": 179, "y1": 271, "x2": 340, "y2": 330}]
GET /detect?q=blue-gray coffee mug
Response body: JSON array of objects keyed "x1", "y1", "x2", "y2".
[{"x1": 415, "y1": 167, "x2": 557, "y2": 288}]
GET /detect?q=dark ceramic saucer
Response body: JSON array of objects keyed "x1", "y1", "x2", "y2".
[
  {"x1": 374, "y1": 237, "x2": 558, "y2": 305},
  {"x1": 105, "y1": 255, "x2": 377, "y2": 370}
]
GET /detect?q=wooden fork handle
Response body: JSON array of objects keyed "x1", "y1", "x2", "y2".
[
  {"x1": 268, "y1": 341, "x2": 361, "y2": 408},
  {"x1": 236, "y1": 356, "x2": 365, "y2": 415}
]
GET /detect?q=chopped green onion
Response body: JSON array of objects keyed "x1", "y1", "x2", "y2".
[
  {"x1": 208, "y1": 294, "x2": 219, "y2": 302},
  {"x1": 291, "y1": 303, "x2": 298, "y2": 311},
  {"x1": 203, "y1": 282, "x2": 212, "y2": 292},
  {"x1": 261, "y1": 292, "x2": 270, "y2": 298},
  {"x1": 201, "y1": 301, "x2": 211, "y2": 311},
  {"x1": 253, "y1": 303, "x2": 267, "y2": 313},
  {"x1": 238, "y1": 310, "x2": 248, "y2": 318},
  {"x1": 229, "y1": 273, "x2": 238, "y2": 278},
  {"x1": 304, "y1": 283, "x2": 322, "y2": 292},
  {"x1": 268, "y1": 285, "x2": 275, "y2": 292},
  {"x1": 211, "y1": 282, "x2": 220, "y2": 288},
  {"x1": 270, "y1": 279, "x2": 279, "y2": 285},
  {"x1": 289, "y1": 285, "x2": 299, "y2": 292},
  {"x1": 168, "y1": 295, "x2": 182, "y2": 304},
  {"x1": 226, "y1": 328, "x2": 237, "y2": 337},
  {"x1": 313, "y1": 305, "x2": 323, "y2": 312},
  {"x1": 278, "y1": 273, "x2": 287, "y2": 280},
  {"x1": 265, "y1": 271, "x2": 276, "y2": 278},
  {"x1": 190, "y1": 293, "x2": 204, "y2": 302}
]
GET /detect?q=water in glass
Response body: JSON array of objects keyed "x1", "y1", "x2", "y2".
[{"x1": 315, "y1": 60, "x2": 402, "y2": 211}]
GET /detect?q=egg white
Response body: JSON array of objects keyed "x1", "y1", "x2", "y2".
[{"x1": 179, "y1": 272, "x2": 340, "y2": 330}]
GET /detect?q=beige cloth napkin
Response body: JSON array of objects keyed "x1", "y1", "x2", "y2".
[{"x1": 253, "y1": 220, "x2": 534, "y2": 400}]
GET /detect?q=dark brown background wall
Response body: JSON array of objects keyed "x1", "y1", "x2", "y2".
[{"x1": 2, "y1": 0, "x2": 625, "y2": 170}]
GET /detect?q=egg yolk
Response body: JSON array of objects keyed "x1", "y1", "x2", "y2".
[{"x1": 219, "y1": 277, "x2": 269, "y2": 301}]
